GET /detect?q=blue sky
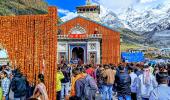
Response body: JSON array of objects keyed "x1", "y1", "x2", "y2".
[
  {"x1": 46, "y1": 0, "x2": 85, "y2": 11},
  {"x1": 45, "y1": 0, "x2": 86, "y2": 17},
  {"x1": 45, "y1": 0, "x2": 166, "y2": 17}
]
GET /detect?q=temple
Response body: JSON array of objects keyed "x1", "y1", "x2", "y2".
[{"x1": 57, "y1": 0, "x2": 120, "y2": 65}]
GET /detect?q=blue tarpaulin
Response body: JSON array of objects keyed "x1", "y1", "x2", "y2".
[{"x1": 121, "y1": 52, "x2": 144, "y2": 63}]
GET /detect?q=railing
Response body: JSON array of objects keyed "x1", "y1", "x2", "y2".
[
  {"x1": 57, "y1": 35, "x2": 69, "y2": 39},
  {"x1": 88, "y1": 34, "x2": 102, "y2": 38},
  {"x1": 57, "y1": 34, "x2": 102, "y2": 39}
]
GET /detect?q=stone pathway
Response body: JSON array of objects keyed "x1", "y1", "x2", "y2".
[{"x1": 95, "y1": 93, "x2": 118, "y2": 100}]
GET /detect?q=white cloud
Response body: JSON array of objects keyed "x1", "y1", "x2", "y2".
[
  {"x1": 58, "y1": 9, "x2": 78, "y2": 22},
  {"x1": 58, "y1": 9, "x2": 71, "y2": 15},
  {"x1": 140, "y1": 0, "x2": 157, "y2": 4},
  {"x1": 93, "y1": 0, "x2": 138, "y2": 11}
]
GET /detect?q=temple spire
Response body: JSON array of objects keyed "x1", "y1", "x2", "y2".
[
  {"x1": 86, "y1": 0, "x2": 91, "y2": 5},
  {"x1": 76, "y1": 0, "x2": 101, "y2": 22}
]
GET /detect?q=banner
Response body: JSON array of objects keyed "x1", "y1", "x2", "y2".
[
  {"x1": 68, "y1": 34, "x2": 87, "y2": 38},
  {"x1": 121, "y1": 52, "x2": 144, "y2": 63}
]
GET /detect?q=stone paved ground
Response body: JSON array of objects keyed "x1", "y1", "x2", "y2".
[{"x1": 95, "y1": 93, "x2": 118, "y2": 100}]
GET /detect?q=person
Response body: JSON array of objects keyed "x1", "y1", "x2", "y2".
[
  {"x1": 0, "y1": 65, "x2": 12, "y2": 78},
  {"x1": 56, "y1": 66, "x2": 64, "y2": 100},
  {"x1": 102, "y1": 64, "x2": 116, "y2": 100},
  {"x1": 153, "y1": 66, "x2": 159, "y2": 76},
  {"x1": 115, "y1": 66, "x2": 131, "y2": 100},
  {"x1": 85, "y1": 64, "x2": 95, "y2": 79},
  {"x1": 70, "y1": 68, "x2": 86, "y2": 97},
  {"x1": 96, "y1": 65, "x2": 104, "y2": 94},
  {"x1": 129, "y1": 67, "x2": 137, "y2": 100},
  {"x1": 9, "y1": 72, "x2": 14, "y2": 100},
  {"x1": 33, "y1": 74, "x2": 49, "y2": 100},
  {"x1": 0, "y1": 80, "x2": 3, "y2": 100},
  {"x1": 75, "y1": 67, "x2": 98, "y2": 100},
  {"x1": 1, "y1": 71, "x2": 10, "y2": 100},
  {"x1": 110, "y1": 64, "x2": 117, "y2": 95},
  {"x1": 60, "y1": 56, "x2": 64, "y2": 64},
  {"x1": 70, "y1": 58, "x2": 78, "y2": 64},
  {"x1": 61, "y1": 64, "x2": 71, "y2": 99},
  {"x1": 149, "y1": 72, "x2": 170, "y2": 100},
  {"x1": 135, "y1": 64, "x2": 143, "y2": 76},
  {"x1": 158, "y1": 63, "x2": 167, "y2": 72},
  {"x1": 27, "y1": 82, "x2": 34, "y2": 99},
  {"x1": 136, "y1": 65, "x2": 158, "y2": 100},
  {"x1": 167, "y1": 63, "x2": 170, "y2": 87},
  {"x1": 11, "y1": 69, "x2": 27, "y2": 100}
]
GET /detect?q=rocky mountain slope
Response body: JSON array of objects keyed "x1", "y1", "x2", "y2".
[
  {"x1": 101, "y1": 1, "x2": 170, "y2": 48},
  {"x1": 100, "y1": 7, "x2": 145, "y2": 50},
  {"x1": 0, "y1": 0, "x2": 48, "y2": 15}
]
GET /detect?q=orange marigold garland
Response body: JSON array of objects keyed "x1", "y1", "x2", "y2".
[{"x1": 0, "y1": 7, "x2": 57, "y2": 100}]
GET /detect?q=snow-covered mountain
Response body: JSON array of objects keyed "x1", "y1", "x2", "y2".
[
  {"x1": 99, "y1": 6, "x2": 124, "y2": 28},
  {"x1": 100, "y1": 1, "x2": 170, "y2": 48},
  {"x1": 118, "y1": 3, "x2": 170, "y2": 33},
  {"x1": 100, "y1": 11, "x2": 124, "y2": 28}
]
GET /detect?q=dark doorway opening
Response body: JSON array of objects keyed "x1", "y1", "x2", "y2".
[{"x1": 72, "y1": 47, "x2": 84, "y2": 64}]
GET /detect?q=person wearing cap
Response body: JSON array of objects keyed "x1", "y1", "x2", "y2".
[
  {"x1": 136, "y1": 65, "x2": 158, "y2": 100},
  {"x1": 149, "y1": 72, "x2": 170, "y2": 100}
]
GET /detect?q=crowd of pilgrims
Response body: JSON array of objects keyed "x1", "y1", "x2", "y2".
[
  {"x1": 56, "y1": 63, "x2": 170, "y2": 100},
  {"x1": 0, "y1": 62, "x2": 169, "y2": 100},
  {"x1": 0, "y1": 65, "x2": 48, "y2": 100}
]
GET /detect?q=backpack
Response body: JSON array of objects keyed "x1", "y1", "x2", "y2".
[
  {"x1": 83, "y1": 75, "x2": 98, "y2": 99},
  {"x1": 11, "y1": 76, "x2": 27, "y2": 97}
]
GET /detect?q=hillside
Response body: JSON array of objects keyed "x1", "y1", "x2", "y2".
[
  {"x1": 0, "y1": 0, "x2": 48, "y2": 16},
  {"x1": 118, "y1": 28, "x2": 146, "y2": 51},
  {"x1": 118, "y1": 28, "x2": 144, "y2": 44},
  {"x1": 117, "y1": 1, "x2": 170, "y2": 48}
]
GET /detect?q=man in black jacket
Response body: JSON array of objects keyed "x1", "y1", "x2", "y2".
[
  {"x1": 11, "y1": 69, "x2": 27, "y2": 100},
  {"x1": 115, "y1": 66, "x2": 131, "y2": 100}
]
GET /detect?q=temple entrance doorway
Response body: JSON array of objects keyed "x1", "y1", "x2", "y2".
[{"x1": 69, "y1": 44, "x2": 87, "y2": 64}]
